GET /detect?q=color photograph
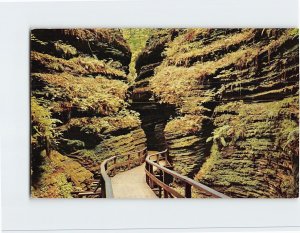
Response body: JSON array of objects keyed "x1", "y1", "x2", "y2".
[{"x1": 30, "y1": 28, "x2": 299, "y2": 198}]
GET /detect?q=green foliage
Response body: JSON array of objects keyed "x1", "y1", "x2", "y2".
[
  {"x1": 30, "y1": 28, "x2": 149, "y2": 198},
  {"x1": 206, "y1": 125, "x2": 229, "y2": 147},
  {"x1": 280, "y1": 175, "x2": 296, "y2": 197},
  {"x1": 31, "y1": 96, "x2": 61, "y2": 154},
  {"x1": 212, "y1": 97, "x2": 299, "y2": 151},
  {"x1": 165, "y1": 29, "x2": 256, "y2": 66},
  {"x1": 198, "y1": 96, "x2": 299, "y2": 197},
  {"x1": 165, "y1": 115, "x2": 204, "y2": 135},
  {"x1": 31, "y1": 151, "x2": 73, "y2": 198},
  {"x1": 195, "y1": 144, "x2": 219, "y2": 179},
  {"x1": 123, "y1": 29, "x2": 153, "y2": 82},
  {"x1": 67, "y1": 111, "x2": 141, "y2": 136},
  {"x1": 150, "y1": 47, "x2": 260, "y2": 106},
  {"x1": 55, "y1": 173, "x2": 73, "y2": 198},
  {"x1": 289, "y1": 28, "x2": 299, "y2": 37},
  {"x1": 31, "y1": 51, "x2": 127, "y2": 79},
  {"x1": 31, "y1": 150, "x2": 93, "y2": 198},
  {"x1": 76, "y1": 129, "x2": 146, "y2": 164},
  {"x1": 32, "y1": 73, "x2": 128, "y2": 116},
  {"x1": 276, "y1": 119, "x2": 299, "y2": 156},
  {"x1": 150, "y1": 29, "x2": 296, "y2": 108},
  {"x1": 30, "y1": 28, "x2": 299, "y2": 198},
  {"x1": 54, "y1": 41, "x2": 77, "y2": 58},
  {"x1": 62, "y1": 29, "x2": 130, "y2": 54}
]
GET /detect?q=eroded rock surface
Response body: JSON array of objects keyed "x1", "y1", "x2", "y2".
[
  {"x1": 31, "y1": 29, "x2": 146, "y2": 197},
  {"x1": 137, "y1": 29, "x2": 299, "y2": 197},
  {"x1": 131, "y1": 29, "x2": 179, "y2": 150}
]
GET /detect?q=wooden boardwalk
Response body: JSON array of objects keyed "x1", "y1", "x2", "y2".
[
  {"x1": 100, "y1": 149, "x2": 228, "y2": 199},
  {"x1": 111, "y1": 163, "x2": 158, "y2": 198}
]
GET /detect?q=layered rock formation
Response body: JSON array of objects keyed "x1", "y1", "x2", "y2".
[
  {"x1": 30, "y1": 29, "x2": 146, "y2": 197},
  {"x1": 138, "y1": 28, "x2": 299, "y2": 197},
  {"x1": 131, "y1": 29, "x2": 179, "y2": 150},
  {"x1": 30, "y1": 28, "x2": 299, "y2": 198},
  {"x1": 31, "y1": 150, "x2": 93, "y2": 198}
]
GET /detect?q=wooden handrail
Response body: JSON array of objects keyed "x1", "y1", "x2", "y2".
[
  {"x1": 100, "y1": 156, "x2": 115, "y2": 198},
  {"x1": 99, "y1": 147, "x2": 148, "y2": 198},
  {"x1": 145, "y1": 149, "x2": 229, "y2": 198},
  {"x1": 99, "y1": 147, "x2": 228, "y2": 198}
]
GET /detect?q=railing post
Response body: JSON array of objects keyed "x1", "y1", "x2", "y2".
[
  {"x1": 149, "y1": 164, "x2": 154, "y2": 188},
  {"x1": 113, "y1": 157, "x2": 117, "y2": 176},
  {"x1": 185, "y1": 183, "x2": 192, "y2": 198},
  {"x1": 163, "y1": 171, "x2": 168, "y2": 198},
  {"x1": 158, "y1": 169, "x2": 163, "y2": 198},
  {"x1": 143, "y1": 149, "x2": 148, "y2": 163},
  {"x1": 104, "y1": 162, "x2": 109, "y2": 176},
  {"x1": 143, "y1": 147, "x2": 227, "y2": 199},
  {"x1": 100, "y1": 175, "x2": 106, "y2": 198},
  {"x1": 165, "y1": 149, "x2": 169, "y2": 164},
  {"x1": 138, "y1": 151, "x2": 141, "y2": 165},
  {"x1": 145, "y1": 162, "x2": 149, "y2": 185},
  {"x1": 127, "y1": 154, "x2": 131, "y2": 170}
]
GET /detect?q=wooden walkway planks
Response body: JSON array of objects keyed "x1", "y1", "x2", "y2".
[
  {"x1": 103, "y1": 149, "x2": 228, "y2": 199},
  {"x1": 111, "y1": 163, "x2": 158, "y2": 199}
]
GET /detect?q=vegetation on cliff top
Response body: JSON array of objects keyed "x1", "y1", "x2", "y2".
[{"x1": 123, "y1": 29, "x2": 153, "y2": 82}]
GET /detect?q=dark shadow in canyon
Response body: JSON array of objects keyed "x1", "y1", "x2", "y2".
[{"x1": 130, "y1": 101, "x2": 176, "y2": 151}]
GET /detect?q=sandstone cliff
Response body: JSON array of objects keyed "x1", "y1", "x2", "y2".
[
  {"x1": 135, "y1": 28, "x2": 299, "y2": 197},
  {"x1": 131, "y1": 29, "x2": 179, "y2": 150},
  {"x1": 30, "y1": 29, "x2": 146, "y2": 197}
]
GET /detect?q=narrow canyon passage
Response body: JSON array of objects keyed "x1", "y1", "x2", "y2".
[
  {"x1": 30, "y1": 29, "x2": 299, "y2": 198},
  {"x1": 127, "y1": 28, "x2": 299, "y2": 198},
  {"x1": 130, "y1": 102, "x2": 175, "y2": 151}
]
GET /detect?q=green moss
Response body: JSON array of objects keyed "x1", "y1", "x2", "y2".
[
  {"x1": 289, "y1": 28, "x2": 299, "y2": 37},
  {"x1": 54, "y1": 41, "x2": 77, "y2": 57},
  {"x1": 32, "y1": 72, "x2": 128, "y2": 116},
  {"x1": 66, "y1": 139, "x2": 85, "y2": 148},
  {"x1": 166, "y1": 29, "x2": 256, "y2": 66},
  {"x1": 169, "y1": 136, "x2": 200, "y2": 149},
  {"x1": 280, "y1": 175, "x2": 296, "y2": 197},
  {"x1": 31, "y1": 51, "x2": 127, "y2": 79},
  {"x1": 197, "y1": 96, "x2": 299, "y2": 197},
  {"x1": 55, "y1": 173, "x2": 73, "y2": 198},
  {"x1": 31, "y1": 150, "x2": 94, "y2": 198},
  {"x1": 122, "y1": 29, "x2": 153, "y2": 82},
  {"x1": 76, "y1": 129, "x2": 146, "y2": 164},
  {"x1": 165, "y1": 115, "x2": 204, "y2": 135},
  {"x1": 196, "y1": 144, "x2": 220, "y2": 180}
]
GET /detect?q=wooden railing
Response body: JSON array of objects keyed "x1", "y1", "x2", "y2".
[
  {"x1": 98, "y1": 147, "x2": 228, "y2": 198},
  {"x1": 99, "y1": 147, "x2": 148, "y2": 198},
  {"x1": 145, "y1": 149, "x2": 229, "y2": 198}
]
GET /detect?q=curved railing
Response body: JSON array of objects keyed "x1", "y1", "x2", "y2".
[
  {"x1": 145, "y1": 149, "x2": 229, "y2": 198},
  {"x1": 99, "y1": 147, "x2": 228, "y2": 198},
  {"x1": 99, "y1": 147, "x2": 148, "y2": 198}
]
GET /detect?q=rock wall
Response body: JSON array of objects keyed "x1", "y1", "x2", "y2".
[
  {"x1": 30, "y1": 28, "x2": 299, "y2": 198},
  {"x1": 30, "y1": 29, "x2": 147, "y2": 196},
  {"x1": 131, "y1": 29, "x2": 179, "y2": 150},
  {"x1": 142, "y1": 28, "x2": 298, "y2": 197},
  {"x1": 31, "y1": 150, "x2": 93, "y2": 198}
]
